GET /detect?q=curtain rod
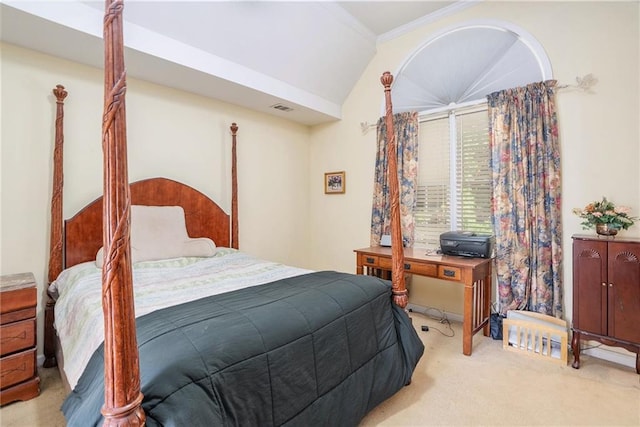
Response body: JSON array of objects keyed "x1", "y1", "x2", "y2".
[{"x1": 360, "y1": 73, "x2": 598, "y2": 135}]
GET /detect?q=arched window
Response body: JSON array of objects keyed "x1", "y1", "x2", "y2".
[
  {"x1": 392, "y1": 21, "x2": 553, "y2": 248},
  {"x1": 391, "y1": 20, "x2": 553, "y2": 114}
]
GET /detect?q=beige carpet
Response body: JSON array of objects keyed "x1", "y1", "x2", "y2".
[
  {"x1": 1, "y1": 313, "x2": 639, "y2": 426},
  {"x1": 0, "y1": 363, "x2": 66, "y2": 426}
]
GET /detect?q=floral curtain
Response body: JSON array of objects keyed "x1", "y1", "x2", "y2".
[
  {"x1": 370, "y1": 111, "x2": 419, "y2": 247},
  {"x1": 487, "y1": 81, "x2": 563, "y2": 317}
]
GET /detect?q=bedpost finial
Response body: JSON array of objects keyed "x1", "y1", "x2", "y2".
[
  {"x1": 230, "y1": 123, "x2": 238, "y2": 135},
  {"x1": 380, "y1": 72, "x2": 393, "y2": 89},
  {"x1": 53, "y1": 85, "x2": 68, "y2": 103}
]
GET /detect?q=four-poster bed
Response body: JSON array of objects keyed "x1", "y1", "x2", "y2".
[{"x1": 43, "y1": 1, "x2": 420, "y2": 425}]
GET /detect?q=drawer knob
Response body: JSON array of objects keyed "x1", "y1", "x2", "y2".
[
  {"x1": 366, "y1": 257, "x2": 375, "y2": 264},
  {"x1": 404, "y1": 263, "x2": 411, "y2": 270},
  {"x1": 443, "y1": 269, "x2": 456, "y2": 277}
]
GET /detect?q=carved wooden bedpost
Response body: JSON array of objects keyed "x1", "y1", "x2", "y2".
[
  {"x1": 48, "y1": 85, "x2": 67, "y2": 284},
  {"x1": 101, "y1": 0, "x2": 145, "y2": 425},
  {"x1": 44, "y1": 84, "x2": 68, "y2": 368},
  {"x1": 231, "y1": 123, "x2": 239, "y2": 249},
  {"x1": 381, "y1": 72, "x2": 408, "y2": 308}
]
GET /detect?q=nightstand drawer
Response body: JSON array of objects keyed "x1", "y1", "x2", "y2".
[
  {"x1": 1, "y1": 319, "x2": 36, "y2": 356},
  {"x1": 0, "y1": 273, "x2": 37, "y2": 320},
  {"x1": 0, "y1": 348, "x2": 36, "y2": 389},
  {"x1": 0, "y1": 307, "x2": 36, "y2": 326},
  {"x1": 438, "y1": 265, "x2": 462, "y2": 281},
  {"x1": 0, "y1": 287, "x2": 36, "y2": 317},
  {"x1": 403, "y1": 261, "x2": 436, "y2": 277}
]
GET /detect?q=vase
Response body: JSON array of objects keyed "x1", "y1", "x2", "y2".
[{"x1": 596, "y1": 223, "x2": 618, "y2": 236}]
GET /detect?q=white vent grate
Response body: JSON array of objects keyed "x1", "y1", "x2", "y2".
[{"x1": 270, "y1": 103, "x2": 294, "y2": 112}]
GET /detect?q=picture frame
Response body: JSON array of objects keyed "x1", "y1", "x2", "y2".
[{"x1": 324, "y1": 171, "x2": 345, "y2": 194}]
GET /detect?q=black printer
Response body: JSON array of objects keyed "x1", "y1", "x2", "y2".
[{"x1": 439, "y1": 231, "x2": 495, "y2": 258}]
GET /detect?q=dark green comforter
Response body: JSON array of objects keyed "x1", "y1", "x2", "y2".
[{"x1": 62, "y1": 271, "x2": 424, "y2": 426}]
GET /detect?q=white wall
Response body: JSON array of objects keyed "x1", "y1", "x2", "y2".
[
  {"x1": 0, "y1": 43, "x2": 311, "y2": 357},
  {"x1": 308, "y1": 1, "x2": 640, "y2": 320}
]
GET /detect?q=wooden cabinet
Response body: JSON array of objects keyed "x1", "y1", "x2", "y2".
[
  {"x1": 571, "y1": 235, "x2": 640, "y2": 373},
  {"x1": 1, "y1": 273, "x2": 40, "y2": 405}
]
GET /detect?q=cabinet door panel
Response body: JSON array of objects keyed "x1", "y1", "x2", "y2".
[
  {"x1": 573, "y1": 239, "x2": 607, "y2": 335},
  {"x1": 608, "y1": 242, "x2": 640, "y2": 343}
]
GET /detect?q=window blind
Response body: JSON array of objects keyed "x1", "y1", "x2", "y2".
[{"x1": 415, "y1": 106, "x2": 492, "y2": 249}]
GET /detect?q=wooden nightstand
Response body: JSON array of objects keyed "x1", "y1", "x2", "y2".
[{"x1": 0, "y1": 273, "x2": 40, "y2": 405}]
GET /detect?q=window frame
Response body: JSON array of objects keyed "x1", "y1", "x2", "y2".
[{"x1": 414, "y1": 103, "x2": 492, "y2": 250}]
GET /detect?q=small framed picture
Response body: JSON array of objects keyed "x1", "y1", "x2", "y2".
[{"x1": 324, "y1": 171, "x2": 345, "y2": 194}]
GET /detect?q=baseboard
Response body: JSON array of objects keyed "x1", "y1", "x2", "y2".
[
  {"x1": 406, "y1": 303, "x2": 463, "y2": 323},
  {"x1": 407, "y1": 303, "x2": 637, "y2": 370},
  {"x1": 581, "y1": 346, "x2": 636, "y2": 369}
]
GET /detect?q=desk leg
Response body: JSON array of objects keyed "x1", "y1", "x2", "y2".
[
  {"x1": 482, "y1": 266, "x2": 492, "y2": 337},
  {"x1": 463, "y1": 281, "x2": 474, "y2": 356}
]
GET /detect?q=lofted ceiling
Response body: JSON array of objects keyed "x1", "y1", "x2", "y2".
[{"x1": 0, "y1": 1, "x2": 477, "y2": 126}]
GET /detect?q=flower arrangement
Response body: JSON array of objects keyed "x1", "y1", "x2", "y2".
[{"x1": 573, "y1": 197, "x2": 637, "y2": 231}]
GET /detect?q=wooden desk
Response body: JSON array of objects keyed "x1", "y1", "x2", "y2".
[{"x1": 354, "y1": 246, "x2": 493, "y2": 356}]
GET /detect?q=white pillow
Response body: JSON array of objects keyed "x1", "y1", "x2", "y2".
[{"x1": 95, "y1": 205, "x2": 216, "y2": 268}]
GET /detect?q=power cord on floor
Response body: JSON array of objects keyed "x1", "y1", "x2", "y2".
[
  {"x1": 408, "y1": 306, "x2": 455, "y2": 338},
  {"x1": 574, "y1": 343, "x2": 603, "y2": 352}
]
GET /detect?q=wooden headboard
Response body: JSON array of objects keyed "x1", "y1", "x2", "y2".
[
  {"x1": 44, "y1": 83, "x2": 240, "y2": 377},
  {"x1": 64, "y1": 177, "x2": 231, "y2": 268}
]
